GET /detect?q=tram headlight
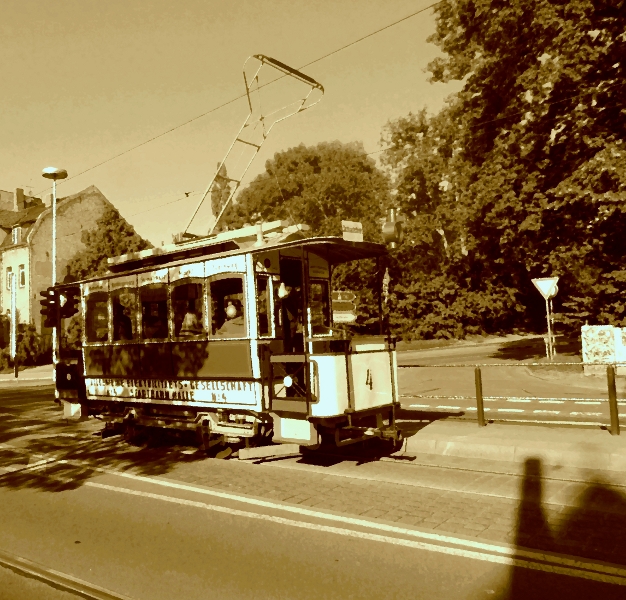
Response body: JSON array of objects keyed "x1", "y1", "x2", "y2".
[{"x1": 283, "y1": 375, "x2": 293, "y2": 388}]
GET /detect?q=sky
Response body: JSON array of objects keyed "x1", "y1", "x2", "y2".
[{"x1": 0, "y1": 0, "x2": 461, "y2": 245}]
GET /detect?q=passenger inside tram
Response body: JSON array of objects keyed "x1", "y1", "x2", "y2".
[
  {"x1": 113, "y1": 302, "x2": 133, "y2": 341},
  {"x1": 277, "y1": 258, "x2": 304, "y2": 352},
  {"x1": 216, "y1": 300, "x2": 246, "y2": 337},
  {"x1": 210, "y1": 276, "x2": 247, "y2": 338},
  {"x1": 179, "y1": 299, "x2": 204, "y2": 336},
  {"x1": 172, "y1": 282, "x2": 204, "y2": 337}
]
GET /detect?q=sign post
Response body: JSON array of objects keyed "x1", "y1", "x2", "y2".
[
  {"x1": 532, "y1": 277, "x2": 559, "y2": 360},
  {"x1": 341, "y1": 221, "x2": 363, "y2": 243},
  {"x1": 332, "y1": 291, "x2": 357, "y2": 324}
]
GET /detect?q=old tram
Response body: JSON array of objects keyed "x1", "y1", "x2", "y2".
[{"x1": 54, "y1": 220, "x2": 402, "y2": 452}]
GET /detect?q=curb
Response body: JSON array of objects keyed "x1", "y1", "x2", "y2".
[{"x1": 403, "y1": 433, "x2": 626, "y2": 472}]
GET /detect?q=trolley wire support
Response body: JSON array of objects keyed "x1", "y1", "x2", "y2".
[{"x1": 181, "y1": 55, "x2": 324, "y2": 240}]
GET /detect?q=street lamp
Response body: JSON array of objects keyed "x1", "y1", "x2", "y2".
[{"x1": 42, "y1": 166, "x2": 68, "y2": 371}]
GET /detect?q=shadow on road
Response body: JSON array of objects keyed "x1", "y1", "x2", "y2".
[
  {"x1": 490, "y1": 336, "x2": 581, "y2": 362},
  {"x1": 0, "y1": 388, "x2": 450, "y2": 488},
  {"x1": 0, "y1": 387, "x2": 207, "y2": 493},
  {"x1": 498, "y1": 457, "x2": 626, "y2": 599}
]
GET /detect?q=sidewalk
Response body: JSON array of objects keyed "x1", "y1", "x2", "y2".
[
  {"x1": 0, "y1": 364, "x2": 53, "y2": 387},
  {"x1": 400, "y1": 418, "x2": 626, "y2": 472}
]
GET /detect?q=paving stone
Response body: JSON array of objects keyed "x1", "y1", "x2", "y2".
[
  {"x1": 396, "y1": 515, "x2": 421, "y2": 526},
  {"x1": 461, "y1": 522, "x2": 488, "y2": 532},
  {"x1": 362, "y1": 508, "x2": 389, "y2": 518}
]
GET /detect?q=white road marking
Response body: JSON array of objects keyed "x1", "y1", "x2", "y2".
[
  {"x1": 570, "y1": 412, "x2": 603, "y2": 417},
  {"x1": 575, "y1": 401, "x2": 602, "y2": 405},
  {"x1": 86, "y1": 479, "x2": 626, "y2": 586},
  {"x1": 466, "y1": 407, "x2": 477, "y2": 411},
  {"x1": 538, "y1": 400, "x2": 565, "y2": 404},
  {"x1": 436, "y1": 406, "x2": 461, "y2": 410},
  {"x1": 497, "y1": 409, "x2": 525, "y2": 413},
  {"x1": 409, "y1": 404, "x2": 431, "y2": 409},
  {"x1": 533, "y1": 410, "x2": 561, "y2": 415},
  {"x1": 506, "y1": 399, "x2": 531, "y2": 403}
]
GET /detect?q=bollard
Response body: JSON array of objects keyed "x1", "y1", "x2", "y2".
[
  {"x1": 475, "y1": 367, "x2": 486, "y2": 427},
  {"x1": 607, "y1": 365, "x2": 620, "y2": 436}
]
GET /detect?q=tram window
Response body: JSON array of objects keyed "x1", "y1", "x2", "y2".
[
  {"x1": 210, "y1": 276, "x2": 247, "y2": 338},
  {"x1": 140, "y1": 284, "x2": 168, "y2": 340},
  {"x1": 85, "y1": 292, "x2": 109, "y2": 343},
  {"x1": 111, "y1": 288, "x2": 137, "y2": 342},
  {"x1": 256, "y1": 275, "x2": 272, "y2": 337},
  {"x1": 172, "y1": 281, "x2": 204, "y2": 338},
  {"x1": 310, "y1": 280, "x2": 331, "y2": 335}
]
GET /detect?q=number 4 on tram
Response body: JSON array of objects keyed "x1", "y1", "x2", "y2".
[{"x1": 54, "y1": 220, "x2": 403, "y2": 453}]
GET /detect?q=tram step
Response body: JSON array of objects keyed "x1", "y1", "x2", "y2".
[{"x1": 238, "y1": 443, "x2": 301, "y2": 461}]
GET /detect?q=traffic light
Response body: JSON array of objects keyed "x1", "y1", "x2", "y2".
[
  {"x1": 59, "y1": 286, "x2": 80, "y2": 319},
  {"x1": 382, "y1": 208, "x2": 404, "y2": 249},
  {"x1": 39, "y1": 287, "x2": 59, "y2": 329}
]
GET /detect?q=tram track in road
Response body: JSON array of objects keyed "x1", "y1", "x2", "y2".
[
  {"x1": 4, "y1": 455, "x2": 626, "y2": 590},
  {"x1": 0, "y1": 547, "x2": 135, "y2": 600}
]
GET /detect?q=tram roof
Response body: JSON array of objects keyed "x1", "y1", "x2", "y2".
[{"x1": 60, "y1": 222, "x2": 387, "y2": 287}]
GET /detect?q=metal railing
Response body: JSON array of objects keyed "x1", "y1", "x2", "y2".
[{"x1": 398, "y1": 362, "x2": 623, "y2": 435}]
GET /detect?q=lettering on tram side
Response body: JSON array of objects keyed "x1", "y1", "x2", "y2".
[{"x1": 85, "y1": 378, "x2": 258, "y2": 405}]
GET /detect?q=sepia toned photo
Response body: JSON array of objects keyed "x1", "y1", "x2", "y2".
[{"x1": 1, "y1": 1, "x2": 626, "y2": 598}]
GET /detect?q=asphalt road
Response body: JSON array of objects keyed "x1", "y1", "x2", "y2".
[
  {"x1": 2, "y1": 385, "x2": 626, "y2": 599},
  {"x1": 1, "y1": 458, "x2": 624, "y2": 600}
]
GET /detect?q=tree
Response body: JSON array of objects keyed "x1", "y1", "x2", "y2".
[
  {"x1": 382, "y1": 0, "x2": 626, "y2": 337},
  {"x1": 66, "y1": 205, "x2": 152, "y2": 280},
  {"x1": 225, "y1": 141, "x2": 392, "y2": 330},
  {"x1": 225, "y1": 141, "x2": 391, "y2": 238}
]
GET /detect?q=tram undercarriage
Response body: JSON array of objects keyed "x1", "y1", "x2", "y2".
[{"x1": 91, "y1": 397, "x2": 404, "y2": 457}]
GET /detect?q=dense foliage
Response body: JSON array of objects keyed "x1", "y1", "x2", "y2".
[
  {"x1": 224, "y1": 141, "x2": 392, "y2": 330},
  {"x1": 193, "y1": 1, "x2": 626, "y2": 340},
  {"x1": 380, "y1": 0, "x2": 626, "y2": 337},
  {"x1": 66, "y1": 205, "x2": 152, "y2": 280},
  {"x1": 0, "y1": 321, "x2": 46, "y2": 371}
]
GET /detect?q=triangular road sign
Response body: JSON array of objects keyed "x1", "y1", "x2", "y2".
[{"x1": 532, "y1": 277, "x2": 559, "y2": 300}]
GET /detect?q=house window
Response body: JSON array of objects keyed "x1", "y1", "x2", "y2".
[
  {"x1": 18, "y1": 265, "x2": 25, "y2": 288},
  {"x1": 11, "y1": 227, "x2": 21, "y2": 244},
  {"x1": 6, "y1": 267, "x2": 12, "y2": 291}
]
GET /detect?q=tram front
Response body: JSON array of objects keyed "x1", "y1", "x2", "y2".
[{"x1": 252, "y1": 238, "x2": 402, "y2": 450}]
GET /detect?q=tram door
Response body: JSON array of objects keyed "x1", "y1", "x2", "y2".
[{"x1": 278, "y1": 257, "x2": 304, "y2": 353}]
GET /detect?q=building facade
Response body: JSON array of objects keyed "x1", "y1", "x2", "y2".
[{"x1": 0, "y1": 185, "x2": 123, "y2": 333}]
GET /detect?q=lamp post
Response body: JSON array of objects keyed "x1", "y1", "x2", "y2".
[
  {"x1": 42, "y1": 167, "x2": 68, "y2": 370},
  {"x1": 9, "y1": 271, "x2": 17, "y2": 378}
]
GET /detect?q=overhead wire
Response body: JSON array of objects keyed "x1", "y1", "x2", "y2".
[
  {"x1": 131, "y1": 148, "x2": 387, "y2": 218},
  {"x1": 35, "y1": 0, "x2": 619, "y2": 218},
  {"x1": 34, "y1": 2, "x2": 442, "y2": 197}
]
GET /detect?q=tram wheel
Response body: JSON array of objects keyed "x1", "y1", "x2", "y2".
[
  {"x1": 123, "y1": 423, "x2": 145, "y2": 444},
  {"x1": 389, "y1": 430, "x2": 405, "y2": 453}
]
